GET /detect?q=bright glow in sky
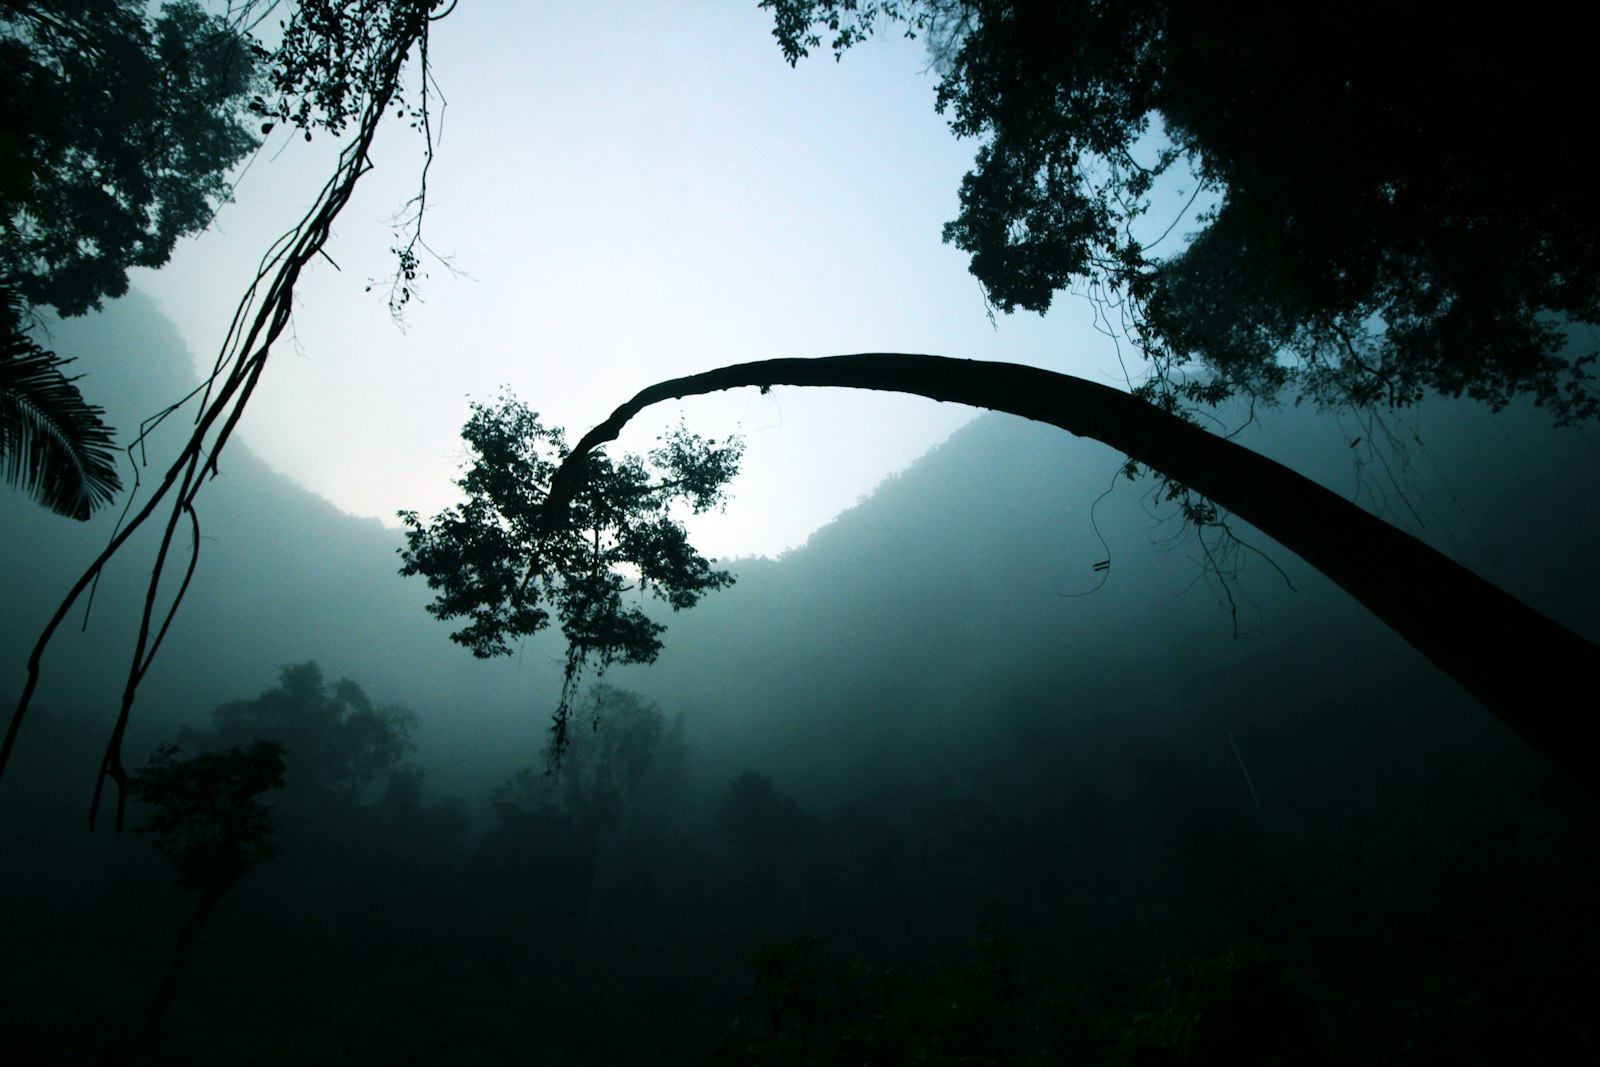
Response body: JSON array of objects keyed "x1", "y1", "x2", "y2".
[{"x1": 131, "y1": 0, "x2": 1152, "y2": 561}]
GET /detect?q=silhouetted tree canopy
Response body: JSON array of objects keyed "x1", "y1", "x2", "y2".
[
  {"x1": 763, "y1": 0, "x2": 1600, "y2": 419},
  {"x1": 0, "y1": 0, "x2": 451, "y2": 521},
  {"x1": 399, "y1": 394, "x2": 743, "y2": 758},
  {"x1": 0, "y1": 0, "x2": 257, "y2": 516},
  {"x1": 194, "y1": 661, "x2": 417, "y2": 806},
  {"x1": 129, "y1": 739, "x2": 285, "y2": 896},
  {"x1": 0, "y1": 0, "x2": 260, "y2": 317}
]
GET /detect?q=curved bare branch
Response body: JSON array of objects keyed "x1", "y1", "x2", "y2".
[{"x1": 543, "y1": 354, "x2": 1600, "y2": 794}]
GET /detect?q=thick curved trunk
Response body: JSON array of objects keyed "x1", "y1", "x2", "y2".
[{"x1": 548, "y1": 354, "x2": 1600, "y2": 793}]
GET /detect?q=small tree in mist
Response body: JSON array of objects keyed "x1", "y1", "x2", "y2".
[
  {"x1": 477, "y1": 686, "x2": 672, "y2": 956},
  {"x1": 399, "y1": 396, "x2": 742, "y2": 764},
  {"x1": 116, "y1": 739, "x2": 284, "y2": 1061},
  {"x1": 197, "y1": 661, "x2": 417, "y2": 810},
  {"x1": 173, "y1": 663, "x2": 465, "y2": 953}
]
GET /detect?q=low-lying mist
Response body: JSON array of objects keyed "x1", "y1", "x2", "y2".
[{"x1": 3, "y1": 295, "x2": 1597, "y2": 1064}]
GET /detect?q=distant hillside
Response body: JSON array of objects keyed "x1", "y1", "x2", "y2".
[
  {"x1": 616, "y1": 386, "x2": 1600, "y2": 803},
  {"x1": 5, "y1": 297, "x2": 1597, "y2": 1066},
  {"x1": 0, "y1": 293, "x2": 558, "y2": 809},
  {"x1": 4, "y1": 292, "x2": 1597, "y2": 818}
]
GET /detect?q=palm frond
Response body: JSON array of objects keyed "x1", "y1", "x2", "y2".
[{"x1": 0, "y1": 294, "x2": 122, "y2": 520}]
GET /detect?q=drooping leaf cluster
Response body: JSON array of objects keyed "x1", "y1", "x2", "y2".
[
  {"x1": 245, "y1": 0, "x2": 449, "y2": 317},
  {"x1": 129, "y1": 739, "x2": 286, "y2": 894},
  {"x1": 763, "y1": 0, "x2": 937, "y2": 62},
  {"x1": 247, "y1": 0, "x2": 444, "y2": 139},
  {"x1": 491, "y1": 685, "x2": 667, "y2": 827},
  {"x1": 764, "y1": 0, "x2": 1600, "y2": 421},
  {"x1": 0, "y1": 283, "x2": 121, "y2": 518},
  {"x1": 399, "y1": 393, "x2": 741, "y2": 758}
]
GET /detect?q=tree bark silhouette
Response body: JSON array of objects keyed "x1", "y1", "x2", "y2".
[
  {"x1": 544, "y1": 354, "x2": 1599, "y2": 793},
  {"x1": 104, "y1": 876, "x2": 234, "y2": 1065}
]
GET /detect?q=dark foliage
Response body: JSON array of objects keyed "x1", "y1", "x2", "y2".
[
  {"x1": 6, "y1": 656, "x2": 1599, "y2": 1064},
  {"x1": 0, "y1": 283, "x2": 120, "y2": 518},
  {"x1": 399, "y1": 393, "x2": 742, "y2": 760},
  {"x1": 129, "y1": 739, "x2": 284, "y2": 895},
  {"x1": 195, "y1": 661, "x2": 418, "y2": 808},
  {"x1": 711, "y1": 928, "x2": 1317, "y2": 1066},
  {"x1": 0, "y1": 0, "x2": 260, "y2": 317},
  {"x1": 763, "y1": 0, "x2": 1600, "y2": 419}
]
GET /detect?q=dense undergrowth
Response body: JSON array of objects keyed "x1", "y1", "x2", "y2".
[{"x1": 3, "y1": 665, "x2": 1596, "y2": 1065}]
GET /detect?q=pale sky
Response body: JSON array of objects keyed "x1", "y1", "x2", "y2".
[{"x1": 131, "y1": 0, "x2": 1156, "y2": 561}]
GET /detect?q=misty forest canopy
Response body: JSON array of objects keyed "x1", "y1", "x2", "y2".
[{"x1": 763, "y1": 0, "x2": 1600, "y2": 420}]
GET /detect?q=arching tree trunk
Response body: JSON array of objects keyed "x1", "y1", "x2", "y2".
[{"x1": 546, "y1": 354, "x2": 1600, "y2": 793}]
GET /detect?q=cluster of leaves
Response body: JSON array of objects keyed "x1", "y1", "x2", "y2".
[
  {"x1": 196, "y1": 661, "x2": 417, "y2": 807},
  {"x1": 762, "y1": 0, "x2": 938, "y2": 61},
  {"x1": 0, "y1": 0, "x2": 261, "y2": 317},
  {"x1": 0, "y1": 282, "x2": 120, "y2": 518},
  {"x1": 128, "y1": 739, "x2": 285, "y2": 895},
  {"x1": 765, "y1": 1, "x2": 1600, "y2": 421},
  {"x1": 399, "y1": 393, "x2": 742, "y2": 758},
  {"x1": 246, "y1": 0, "x2": 444, "y2": 139}
]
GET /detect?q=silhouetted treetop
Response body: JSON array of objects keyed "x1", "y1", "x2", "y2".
[
  {"x1": 763, "y1": 0, "x2": 1600, "y2": 419},
  {"x1": 198, "y1": 662, "x2": 417, "y2": 806},
  {"x1": 0, "y1": 0, "x2": 261, "y2": 317},
  {"x1": 399, "y1": 393, "x2": 742, "y2": 760},
  {"x1": 130, "y1": 739, "x2": 285, "y2": 895}
]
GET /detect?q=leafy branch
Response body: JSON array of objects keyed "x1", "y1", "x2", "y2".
[
  {"x1": 399, "y1": 393, "x2": 742, "y2": 764},
  {"x1": 0, "y1": 282, "x2": 121, "y2": 518}
]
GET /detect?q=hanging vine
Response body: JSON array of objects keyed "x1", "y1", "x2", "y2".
[{"x1": 0, "y1": 0, "x2": 455, "y2": 828}]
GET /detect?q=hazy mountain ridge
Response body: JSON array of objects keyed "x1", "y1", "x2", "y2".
[
  {"x1": 8, "y1": 291, "x2": 1595, "y2": 811},
  {"x1": 0, "y1": 293, "x2": 563, "y2": 805},
  {"x1": 623, "y1": 392, "x2": 1600, "y2": 799},
  {"x1": 5, "y1": 294, "x2": 1599, "y2": 1065}
]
